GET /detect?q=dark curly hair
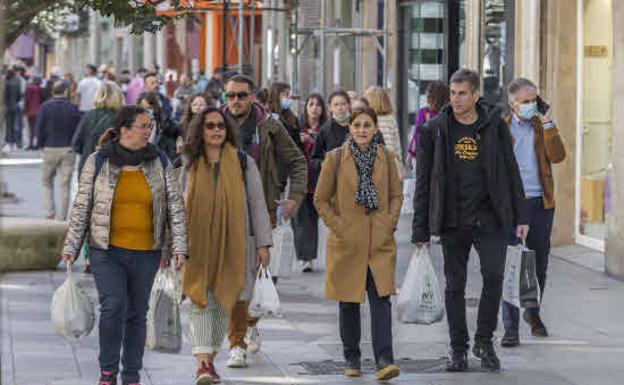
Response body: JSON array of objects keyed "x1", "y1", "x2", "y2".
[
  {"x1": 182, "y1": 107, "x2": 240, "y2": 168},
  {"x1": 137, "y1": 91, "x2": 163, "y2": 125},
  {"x1": 302, "y1": 93, "x2": 328, "y2": 128},
  {"x1": 98, "y1": 105, "x2": 149, "y2": 146},
  {"x1": 426, "y1": 81, "x2": 450, "y2": 113}
]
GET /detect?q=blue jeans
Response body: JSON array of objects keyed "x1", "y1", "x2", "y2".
[
  {"x1": 90, "y1": 246, "x2": 160, "y2": 384},
  {"x1": 502, "y1": 197, "x2": 554, "y2": 330}
]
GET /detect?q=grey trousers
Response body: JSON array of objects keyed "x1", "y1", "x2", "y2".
[{"x1": 41, "y1": 147, "x2": 75, "y2": 220}]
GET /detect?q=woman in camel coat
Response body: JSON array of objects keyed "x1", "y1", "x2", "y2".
[{"x1": 314, "y1": 107, "x2": 403, "y2": 381}]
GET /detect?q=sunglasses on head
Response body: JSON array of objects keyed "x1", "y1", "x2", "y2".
[{"x1": 225, "y1": 91, "x2": 250, "y2": 100}]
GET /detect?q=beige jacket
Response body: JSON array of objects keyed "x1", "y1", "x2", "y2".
[{"x1": 314, "y1": 143, "x2": 403, "y2": 303}]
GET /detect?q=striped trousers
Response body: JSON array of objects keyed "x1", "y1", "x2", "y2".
[{"x1": 189, "y1": 291, "x2": 229, "y2": 355}]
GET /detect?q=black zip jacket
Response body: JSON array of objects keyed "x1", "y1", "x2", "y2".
[
  {"x1": 309, "y1": 118, "x2": 349, "y2": 188},
  {"x1": 411, "y1": 100, "x2": 528, "y2": 243}
]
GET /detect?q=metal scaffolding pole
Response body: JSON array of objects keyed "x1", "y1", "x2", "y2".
[
  {"x1": 222, "y1": 0, "x2": 229, "y2": 71},
  {"x1": 238, "y1": 0, "x2": 245, "y2": 71},
  {"x1": 383, "y1": 0, "x2": 389, "y2": 87},
  {"x1": 250, "y1": 1, "x2": 255, "y2": 71},
  {"x1": 319, "y1": 0, "x2": 326, "y2": 95}
]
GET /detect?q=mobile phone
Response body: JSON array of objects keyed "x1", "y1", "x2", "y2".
[{"x1": 536, "y1": 95, "x2": 550, "y2": 115}]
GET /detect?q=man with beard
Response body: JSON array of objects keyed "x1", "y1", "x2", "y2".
[{"x1": 221, "y1": 74, "x2": 307, "y2": 368}]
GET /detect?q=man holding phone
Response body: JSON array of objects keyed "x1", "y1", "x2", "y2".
[{"x1": 501, "y1": 78, "x2": 566, "y2": 347}]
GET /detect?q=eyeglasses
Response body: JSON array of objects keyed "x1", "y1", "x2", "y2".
[
  {"x1": 191, "y1": 103, "x2": 207, "y2": 108},
  {"x1": 225, "y1": 91, "x2": 250, "y2": 100},
  {"x1": 130, "y1": 123, "x2": 152, "y2": 130},
  {"x1": 352, "y1": 122, "x2": 374, "y2": 130},
  {"x1": 204, "y1": 122, "x2": 226, "y2": 131}
]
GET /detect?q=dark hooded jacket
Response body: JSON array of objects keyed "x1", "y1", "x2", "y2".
[{"x1": 411, "y1": 99, "x2": 528, "y2": 243}]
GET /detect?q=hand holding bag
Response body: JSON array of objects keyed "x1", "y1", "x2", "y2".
[
  {"x1": 503, "y1": 240, "x2": 540, "y2": 309},
  {"x1": 248, "y1": 266, "x2": 283, "y2": 318},
  {"x1": 145, "y1": 266, "x2": 182, "y2": 353},
  {"x1": 51, "y1": 263, "x2": 96, "y2": 340},
  {"x1": 397, "y1": 246, "x2": 444, "y2": 324}
]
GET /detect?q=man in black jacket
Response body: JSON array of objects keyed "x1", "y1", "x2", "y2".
[{"x1": 411, "y1": 69, "x2": 528, "y2": 372}]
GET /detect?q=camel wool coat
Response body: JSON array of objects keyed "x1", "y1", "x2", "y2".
[{"x1": 314, "y1": 142, "x2": 403, "y2": 303}]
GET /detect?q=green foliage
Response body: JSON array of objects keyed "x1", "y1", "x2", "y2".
[{"x1": 3, "y1": 0, "x2": 195, "y2": 47}]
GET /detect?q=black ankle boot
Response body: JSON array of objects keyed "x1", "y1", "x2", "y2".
[
  {"x1": 446, "y1": 350, "x2": 468, "y2": 372},
  {"x1": 474, "y1": 342, "x2": 500, "y2": 372}
]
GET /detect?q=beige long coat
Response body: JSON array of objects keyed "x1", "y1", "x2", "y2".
[{"x1": 314, "y1": 143, "x2": 403, "y2": 303}]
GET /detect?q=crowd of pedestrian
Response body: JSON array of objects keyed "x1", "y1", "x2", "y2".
[{"x1": 0, "y1": 60, "x2": 566, "y2": 384}]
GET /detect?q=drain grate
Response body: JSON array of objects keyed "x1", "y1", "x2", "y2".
[{"x1": 294, "y1": 357, "x2": 448, "y2": 375}]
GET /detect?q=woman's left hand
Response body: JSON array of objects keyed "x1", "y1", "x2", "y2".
[
  {"x1": 256, "y1": 246, "x2": 270, "y2": 268},
  {"x1": 174, "y1": 254, "x2": 186, "y2": 270}
]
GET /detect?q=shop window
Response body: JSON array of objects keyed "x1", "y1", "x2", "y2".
[
  {"x1": 578, "y1": 0, "x2": 613, "y2": 246},
  {"x1": 480, "y1": 0, "x2": 514, "y2": 112}
]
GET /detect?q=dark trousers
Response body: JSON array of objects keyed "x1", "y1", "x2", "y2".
[
  {"x1": 291, "y1": 194, "x2": 319, "y2": 261},
  {"x1": 441, "y1": 227, "x2": 507, "y2": 352},
  {"x1": 4, "y1": 109, "x2": 19, "y2": 144},
  {"x1": 90, "y1": 246, "x2": 160, "y2": 384},
  {"x1": 27, "y1": 116, "x2": 37, "y2": 148},
  {"x1": 339, "y1": 269, "x2": 393, "y2": 368},
  {"x1": 502, "y1": 197, "x2": 554, "y2": 329}
]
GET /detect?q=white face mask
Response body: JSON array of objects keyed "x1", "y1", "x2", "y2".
[
  {"x1": 333, "y1": 112, "x2": 351, "y2": 123},
  {"x1": 517, "y1": 101, "x2": 538, "y2": 120}
]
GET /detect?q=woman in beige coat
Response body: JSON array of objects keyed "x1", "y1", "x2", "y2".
[{"x1": 314, "y1": 107, "x2": 403, "y2": 381}]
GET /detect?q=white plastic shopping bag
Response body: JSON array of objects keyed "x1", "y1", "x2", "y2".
[
  {"x1": 270, "y1": 220, "x2": 295, "y2": 277},
  {"x1": 503, "y1": 243, "x2": 541, "y2": 309},
  {"x1": 397, "y1": 247, "x2": 444, "y2": 324},
  {"x1": 146, "y1": 267, "x2": 182, "y2": 353},
  {"x1": 51, "y1": 263, "x2": 96, "y2": 339},
  {"x1": 503, "y1": 245, "x2": 522, "y2": 308},
  {"x1": 248, "y1": 267, "x2": 283, "y2": 318},
  {"x1": 401, "y1": 178, "x2": 416, "y2": 215},
  {"x1": 317, "y1": 220, "x2": 328, "y2": 270}
]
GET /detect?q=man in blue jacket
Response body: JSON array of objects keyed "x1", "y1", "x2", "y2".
[{"x1": 37, "y1": 81, "x2": 82, "y2": 220}]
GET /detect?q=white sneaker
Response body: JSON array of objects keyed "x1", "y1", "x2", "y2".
[
  {"x1": 244, "y1": 326, "x2": 261, "y2": 354},
  {"x1": 302, "y1": 260, "x2": 313, "y2": 273},
  {"x1": 226, "y1": 346, "x2": 247, "y2": 368}
]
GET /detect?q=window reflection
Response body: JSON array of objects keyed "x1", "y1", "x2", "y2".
[{"x1": 481, "y1": 0, "x2": 512, "y2": 111}]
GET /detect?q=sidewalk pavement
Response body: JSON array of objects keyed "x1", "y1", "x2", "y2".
[{"x1": 1, "y1": 215, "x2": 624, "y2": 385}]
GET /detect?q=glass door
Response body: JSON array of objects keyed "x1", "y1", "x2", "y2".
[
  {"x1": 576, "y1": 0, "x2": 613, "y2": 251},
  {"x1": 480, "y1": 0, "x2": 514, "y2": 112}
]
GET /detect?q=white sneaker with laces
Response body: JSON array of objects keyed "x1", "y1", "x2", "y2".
[
  {"x1": 226, "y1": 346, "x2": 247, "y2": 368},
  {"x1": 245, "y1": 326, "x2": 261, "y2": 354},
  {"x1": 302, "y1": 260, "x2": 313, "y2": 273}
]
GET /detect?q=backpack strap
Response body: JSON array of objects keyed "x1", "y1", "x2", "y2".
[
  {"x1": 333, "y1": 147, "x2": 342, "y2": 196},
  {"x1": 237, "y1": 149, "x2": 248, "y2": 186},
  {"x1": 93, "y1": 151, "x2": 105, "y2": 183},
  {"x1": 158, "y1": 150, "x2": 169, "y2": 169}
]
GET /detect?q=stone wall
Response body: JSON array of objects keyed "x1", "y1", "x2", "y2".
[
  {"x1": 606, "y1": 0, "x2": 624, "y2": 279},
  {"x1": 543, "y1": 0, "x2": 578, "y2": 247}
]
